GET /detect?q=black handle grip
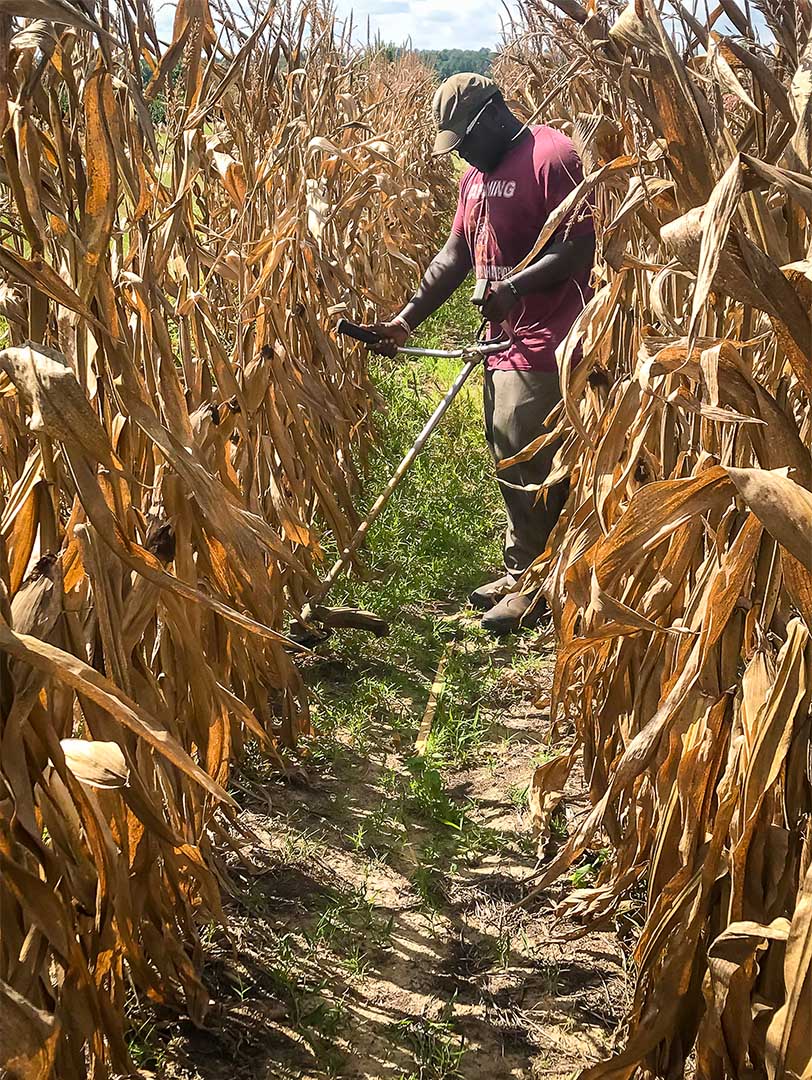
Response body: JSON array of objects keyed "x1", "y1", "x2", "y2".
[{"x1": 337, "y1": 319, "x2": 381, "y2": 345}]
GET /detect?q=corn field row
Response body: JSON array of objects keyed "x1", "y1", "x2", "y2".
[
  {"x1": 3, "y1": 0, "x2": 811, "y2": 1075},
  {"x1": 500, "y1": 0, "x2": 812, "y2": 1076},
  {"x1": 0, "y1": 1, "x2": 449, "y2": 1075}
]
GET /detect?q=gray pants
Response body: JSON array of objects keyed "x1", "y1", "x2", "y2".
[{"x1": 483, "y1": 368, "x2": 568, "y2": 578}]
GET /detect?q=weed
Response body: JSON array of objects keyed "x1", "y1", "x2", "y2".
[
  {"x1": 296, "y1": 997, "x2": 348, "y2": 1074},
  {"x1": 532, "y1": 745, "x2": 557, "y2": 767},
  {"x1": 535, "y1": 957, "x2": 562, "y2": 997},
  {"x1": 257, "y1": 931, "x2": 349, "y2": 1070},
  {"x1": 280, "y1": 826, "x2": 324, "y2": 867},
  {"x1": 507, "y1": 782, "x2": 529, "y2": 809},
  {"x1": 405, "y1": 759, "x2": 464, "y2": 828},
  {"x1": 199, "y1": 919, "x2": 221, "y2": 948},
  {"x1": 262, "y1": 932, "x2": 304, "y2": 997},
  {"x1": 410, "y1": 838, "x2": 452, "y2": 907},
  {"x1": 126, "y1": 1017, "x2": 167, "y2": 1072},
  {"x1": 455, "y1": 822, "x2": 509, "y2": 862},
  {"x1": 299, "y1": 729, "x2": 345, "y2": 771},
  {"x1": 484, "y1": 749, "x2": 504, "y2": 775},
  {"x1": 425, "y1": 703, "x2": 490, "y2": 769},
  {"x1": 569, "y1": 847, "x2": 611, "y2": 889},
  {"x1": 570, "y1": 864, "x2": 595, "y2": 888},
  {"x1": 550, "y1": 805, "x2": 569, "y2": 840},
  {"x1": 509, "y1": 651, "x2": 552, "y2": 679},
  {"x1": 367, "y1": 797, "x2": 409, "y2": 853},
  {"x1": 494, "y1": 925, "x2": 513, "y2": 971},
  {"x1": 310, "y1": 884, "x2": 394, "y2": 963},
  {"x1": 347, "y1": 823, "x2": 366, "y2": 852},
  {"x1": 531, "y1": 1055, "x2": 555, "y2": 1078},
  {"x1": 393, "y1": 1000, "x2": 467, "y2": 1080},
  {"x1": 342, "y1": 944, "x2": 371, "y2": 978}
]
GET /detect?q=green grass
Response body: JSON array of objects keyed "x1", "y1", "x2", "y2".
[
  {"x1": 305, "y1": 280, "x2": 504, "y2": 763},
  {"x1": 424, "y1": 701, "x2": 489, "y2": 768},
  {"x1": 334, "y1": 280, "x2": 500, "y2": 616},
  {"x1": 392, "y1": 1000, "x2": 467, "y2": 1080},
  {"x1": 507, "y1": 781, "x2": 529, "y2": 810},
  {"x1": 295, "y1": 285, "x2": 514, "y2": 909}
]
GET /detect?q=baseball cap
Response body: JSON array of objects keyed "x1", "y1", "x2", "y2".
[{"x1": 431, "y1": 73, "x2": 499, "y2": 157}]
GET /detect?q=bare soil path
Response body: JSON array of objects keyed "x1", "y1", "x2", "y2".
[{"x1": 140, "y1": 615, "x2": 628, "y2": 1080}]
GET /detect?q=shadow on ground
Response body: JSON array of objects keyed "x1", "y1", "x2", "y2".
[{"x1": 132, "y1": 619, "x2": 629, "y2": 1080}]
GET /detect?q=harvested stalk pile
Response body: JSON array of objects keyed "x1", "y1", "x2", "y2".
[
  {"x1": 0, "y1": 1, "x2": 448, "y2": 1074},
  {"x1": 503, "y1": 0, "x2": 812, "y2": 1075}
]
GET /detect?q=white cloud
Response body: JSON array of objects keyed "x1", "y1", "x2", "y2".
[
  {"x1": 367, "y1": 0, "x2": 410, "y2": 12},
  {"x1": 154, "y1": 1, "x2": 175, "y2": 40},
  {"x1": 152, "y1": 0, "x2": 517, "y2": 51},
  {"x1": 333, "y1": 0, "x2": 516, "y2": 49},
  {"x1": 151, "y1": 1, "x2": 766, "y2": 54}
]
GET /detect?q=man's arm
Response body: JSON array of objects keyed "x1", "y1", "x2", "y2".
[
  {"x1": 480, "y1": 233, "x2": 595, "y2": 325},
  {"x1": 399, "y1": 230, "x2": 472, "y2": 329},
  {"x1": 511, "y1": 233, "x2": 595, "y2": 296},
  {"x1": 367, "y1": 230, "x2": 471, "y2": 356}
]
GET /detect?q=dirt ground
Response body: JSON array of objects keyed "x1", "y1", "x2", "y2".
[{"x1": 132, "y1": 613, "x2": 629, "y2": 1080}]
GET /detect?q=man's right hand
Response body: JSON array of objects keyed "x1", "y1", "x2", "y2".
[{"x1": 366, "y1": 320, "x2": 410, "y2": 358}]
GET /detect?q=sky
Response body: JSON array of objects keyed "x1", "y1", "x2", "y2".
[
  {"x1": 331, "y1": 0, "x2": 519, "y2": 51},
  {"x1": 153, "y1": 0, "x2": 765, "y2": 52},
  {"x1": 153, "y1": 0, "x2": 519, "y2": 51}
]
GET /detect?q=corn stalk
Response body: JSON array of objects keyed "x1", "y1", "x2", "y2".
[
  {"x1": 503, "y1": 0, "x2": 812, "y2": 1075},
  {"x1": 0, "y1": 1, "x2": 448, "y2": 1075}
]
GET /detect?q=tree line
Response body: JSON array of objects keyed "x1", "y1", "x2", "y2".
[
  {"x1": 417, "y1": 48, "x2": 494, "y2": 79},
  {"x1": 380, "y1": 46, "x2": 494, "y2": 78}
]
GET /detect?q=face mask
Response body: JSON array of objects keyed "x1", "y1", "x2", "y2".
[{"x1": 459, "y1": 136, "x2": 508, "y2": 174}]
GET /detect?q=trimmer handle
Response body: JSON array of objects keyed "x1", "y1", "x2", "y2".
[
  {"x1": 336, "y1": 319, "x2": 381, "y2": 346},
  {"x1": 477, "y1": 336, "x2": 513, "y2": 356},
  {"x1": 336, "y1": 317, "x2": 511, "y2": 359},
  {"x1": 471, "y1": 279, "x2": 492, "y2": 308}
]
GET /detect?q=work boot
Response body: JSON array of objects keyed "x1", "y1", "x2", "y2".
[
  {"x1": 480, "y1": 590, "x2": 544, "y2": 636},
  {"x1": 468, "y1": 574, "x2": 515, "y2": 611}
]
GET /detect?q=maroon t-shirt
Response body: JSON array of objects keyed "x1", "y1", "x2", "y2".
[{"x1": 452, "y1": 125, "x2": 593, "y2": 372}]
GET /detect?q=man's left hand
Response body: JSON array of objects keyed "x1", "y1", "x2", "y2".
[{"x1": 480, "y1": 280, "x2": 520, "y2": 325}]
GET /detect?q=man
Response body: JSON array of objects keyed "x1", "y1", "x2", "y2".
[{"x1": 367, "y1": 73, "x2": 594, "y2": 634}]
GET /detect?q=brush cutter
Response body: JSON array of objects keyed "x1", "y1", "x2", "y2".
[{"x1": 291, "y1": 319, "x2": 510, "y2": 642}]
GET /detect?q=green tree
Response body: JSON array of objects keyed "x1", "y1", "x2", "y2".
[
  {"x1": 417, "y1": 47, "x2": 493, "y2": 79},
  {"x1": 376, "y1": 45, "x2": 494, "y2": 80}
]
